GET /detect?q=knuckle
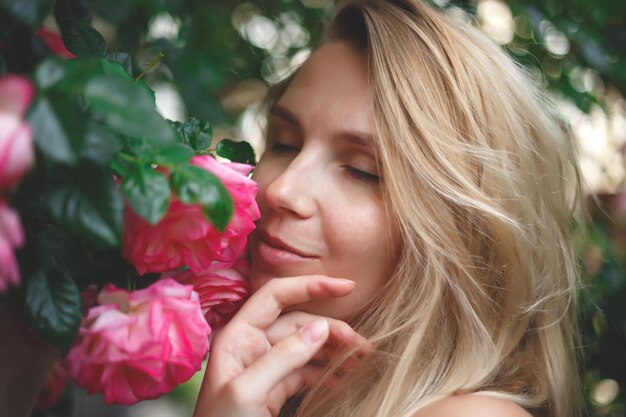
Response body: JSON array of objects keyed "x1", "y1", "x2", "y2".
[
  {"x1": 273, "y1": 339, "x2": 303, "y2": 361},
  {"x1": 264, "y1": 278, "x2": 281, "y2": 294},
  {"x1": 222, "y1": 381, "x2": 250, "y2": 405}
]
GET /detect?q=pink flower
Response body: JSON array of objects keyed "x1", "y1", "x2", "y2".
[
  {"x1": 36, "y1": 27, "x2": 76, "y2": 59},
  {"x1": 169, "y1": 258, "x2": 250, "y2": 328},
  {"x1": 0, "y1": 75, "x2": 35, "y2": 191},
  {"x1": 35, "y1": 361, "x2": 69, "y2": 410},
  {"x1": 122, "y1": 157, "x2": 259, "y2": 275},
  {"x1": 0, "y1": 200, "x2": 25, "y2": 293},
  {"x1": 66, "y1": 278, "x2": 210, "y2": 405}
]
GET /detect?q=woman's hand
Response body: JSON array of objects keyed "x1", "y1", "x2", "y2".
[{"x1": 192, "y1": 275, "x2": 369, "y2": 417}]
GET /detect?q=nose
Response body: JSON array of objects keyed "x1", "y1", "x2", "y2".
[{"x1": 263, "y1": 157, "x2": 316, "y2": 219}]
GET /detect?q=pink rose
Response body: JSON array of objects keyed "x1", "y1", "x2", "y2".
[
  {"x1": 66, "y1": 278, "x2": 210, "y2": 405},
  {"x1": 0, "y1": 75, "x2": 35, "y2": 191},
  {"x1": 35, "y1": 361, "x2": 69, "y2": 410},
  {"x1": 0, "y1": 200, "x2": 25, "y2": 293},
  {"x1": 36, "y1": 27, "x2": 76, "y2": 59},
  {"x1": 122, "y1": 157, "x2": 259, "y2": 275},
  {"x1": 169, "y1": 258, "x2": 250, "y2": 328}
]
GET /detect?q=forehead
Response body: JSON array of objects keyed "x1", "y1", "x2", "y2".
[{"x1": 275, "y1": 42, "x2": 374, "y2": 140}]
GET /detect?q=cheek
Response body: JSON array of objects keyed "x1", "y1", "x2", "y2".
[{"x1": 323, "y1": 200, "x2": 399, "y2": 281}]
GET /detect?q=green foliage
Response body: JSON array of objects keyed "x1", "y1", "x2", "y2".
[
  {"x1": 172, "y1": 117, "x2": 213, "y2": 152},
  {"x1": 54, "y1": 0, "x2": 107, "y2": 57},
  {"x1": 24, "y1": 269, "x2": 83, "y2": 352},
  {"x1": 217, "y1": 139, "x2": 256, "y2": 166},
  {"x1": 46, "y1": 162, "x2": 123, "y2": 247},
  {"x1": 121, "y1": 163, "x2": 170, "y2": 225},
  {"x1": 1, "y1": 0, "x2": 253, "y2": 361},
  {"x1": 170, "y1": 164, "x2": 233, "y2": 232}
]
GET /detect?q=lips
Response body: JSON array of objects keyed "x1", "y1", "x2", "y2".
[{"x1": 257, "y1": 229, "x2": 318, "y2": 259}]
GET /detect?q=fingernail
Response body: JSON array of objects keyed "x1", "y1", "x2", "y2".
[
  {"x1": 300, "y1": 319, "x2": 328, "y2": 343},
  {"x1": 338, "y1": 279, "x2": 355, "y2": 285}
]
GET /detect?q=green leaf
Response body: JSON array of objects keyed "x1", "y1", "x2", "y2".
[
  {"x1": 36, "y1": 228, "x2": 92, "y2": 278},
  {"x1": 53, "y1": 0, "x2": 106, "y2": 57},
  {"x1": 84, "y1": 74, "x2": 177, "y2": 146},
  {"x1": 103, "y1": 53, "x2": 133, "y2": 78},
  {"x1": 121, "y1": 164, "x2": 170, "y2": 224},
  {"x1": 46, "y1": 162, "x2": 123, "y2": 247},
  {"x1": 24, "y1": 269, "x2": 83, "y2": 352},
  {"x1": 152, "y1": 143, "x2": 194, "y2": 165},
  {"x1": 170, "y1": 164, "x2": 233, "y2": 231},
  {"x1": 60, "y1": 21, "x2": 107, "y2": 58},
  {"x1": 0, "y1": 0, "x2": 54, "y2": 28},
  {"x1": 173, "y1": 117, "x2": 212, "y2": 151},
  {"x1": 33, "y1": 57, "x2": 102, "y2": 91},
  {"x1": 216, "y1": 139, "x2": 256, "y2": 165},
  {"x1": 28, "y1": 93, "x2": 86, "y2": 164},
  {"x1": 110, "y1": 156, "x2": 128, "y2": 177},
  {"x1": 82, "y1": 122, "x2": 122, "y2": 166}
]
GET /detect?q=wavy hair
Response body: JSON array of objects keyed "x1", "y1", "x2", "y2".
[{"x1": 264, "y1": 1, "x2": 584, "y2": 416}]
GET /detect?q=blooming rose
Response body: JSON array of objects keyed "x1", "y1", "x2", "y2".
[
  {"x1": 66, "y1": 278, "x2": 210, "y2": 405},
  {"x1": 122, "y1": 156, "x2": 259, "y2": 275},
  {"x1": 0, "y1": 200, "x2": 25, "y2": 293},
  {"x1": 0, "y1": 75, "x2": 35, "y2": 191},
  {"x1": 169, "y1": 258, "x2": 250, "y2": 328}
]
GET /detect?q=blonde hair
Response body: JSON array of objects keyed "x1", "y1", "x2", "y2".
[{"x1": 265, "y1": 1, "x2": 584, "y2": 416}]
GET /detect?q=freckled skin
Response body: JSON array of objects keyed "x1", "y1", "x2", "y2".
[{"x1": 248, "y1": 42, "x2": 401, "y2": 321}]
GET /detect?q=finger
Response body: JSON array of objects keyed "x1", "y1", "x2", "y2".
[
  {"x1": 266, "y1": 312, "x2": 371, "y2": 355},
  {"x1": 233, "y1": 319, "x2": 330, "y2": 396},
  {"x1": 232, "y1": 276, "x2": 355, "y2": 329}
]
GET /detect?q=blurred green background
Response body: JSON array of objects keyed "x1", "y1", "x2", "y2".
[{"x1": 4, "y1": 0, "x2": 624, "y2": 416}]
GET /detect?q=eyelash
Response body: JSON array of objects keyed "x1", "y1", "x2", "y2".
[
  {"x1": 270, "y1": 143, "x2": 296, "y2": 152},
  {"x1": 269, "y1": 143, "x2": 380, "y2": 184},
  {"x1": 344, "y1": 166, "x2": 381, "y2": 184}
]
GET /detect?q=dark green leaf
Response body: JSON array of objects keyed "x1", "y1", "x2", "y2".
[
  {"x1": 46, "y1": 162, "x2": 123, "y2": 247},
  {"x1": 28, "y1": 93, "x2": 86, "y2": 164},
  {"x1": 53, "y1": 0, "x2": 105, "y2": 57},
  {"x1": 170, "y1": 164, "x2": 233, "y2": 231},
  {"x1": 36, "y1": 228, "x2": 92, "y2": 277},
  {"x1": 24, "y1": 269, "x2": 83, "y2": 352},
  {"x1": 121, "y1": 164, "x2": 170, "y2": 224},
  {"x1": 173, "y1": 117, "x2": 212, "y2": 151},
  {"x1": 152, "y1": 143, "x2": 194, "y2": 165},
  {"x1": 0, "y1": 0, "x2": 54, "y2": 28},
  {"x1": 82, "y1": 122, "x2": 122, "y2": 165},
  {"x1": 110, "y1": 156, "x2": 128, "y2": 177},
  {"x1": 216, "y1": 139, "x2": 256, "y2": 165},
  {"x1": 60, "y1": 21, "x2": 107, "y2": 58},
  {"x1": 84, "y1": 74, "x2": 177, "y2": 145}
]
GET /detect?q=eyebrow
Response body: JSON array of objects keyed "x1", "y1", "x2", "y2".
[{"x1": 269, "y1": 104, "x2": 374, "y2": 148}]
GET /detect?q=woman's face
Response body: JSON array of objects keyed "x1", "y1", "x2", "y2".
[{"x1": 249, "y1": 41, "x2": 401, "y2": 320}]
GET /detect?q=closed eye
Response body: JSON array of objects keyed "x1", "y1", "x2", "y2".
[
  {"x1": 270, "y1": 143, "x2": 298, "y2": 152},
  {"x1": 344, "y1": 166, "x2": 380, "y2": 184}
]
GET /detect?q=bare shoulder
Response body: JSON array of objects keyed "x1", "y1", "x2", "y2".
[{"x1": 413, "y1": 394, "x2": 533, "y2": 417}]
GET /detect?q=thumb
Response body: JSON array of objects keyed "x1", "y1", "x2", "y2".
[{"x1": 233, "y1": 319, "x2": 329, "y2": 397}]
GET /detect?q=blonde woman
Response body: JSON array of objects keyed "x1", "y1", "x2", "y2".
[{"x1": 193, "y1": 1, "x2": 583, "y2": 416}]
